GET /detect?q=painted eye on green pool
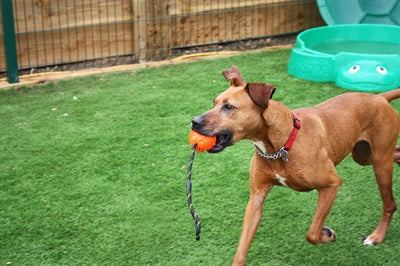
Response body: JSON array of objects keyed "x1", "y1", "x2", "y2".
[
  {"x1": 349, "y1": 65, "x2": 360, "y2": 74},
  {"x1": 376, "y1": 66, "x2": 388, "y2": 75}
]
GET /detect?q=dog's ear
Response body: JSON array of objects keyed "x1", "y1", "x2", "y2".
[
  {"x1": 245, "y1": 82, "x2": 276, "y2": 109},
  {"x1": 222, "y1": 65, "x2": 245, "y2": 87}
]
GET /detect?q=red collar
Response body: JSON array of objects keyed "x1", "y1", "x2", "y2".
[
  {"x1": 254, "y1": 111, "x2": 301, "y2": 162},
  {"x1": 283, "y1": 112, "x2": 301, "y2": 150}
]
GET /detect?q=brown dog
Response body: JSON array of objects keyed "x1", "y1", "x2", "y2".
[{"x1": 191, "y1": 66, "x2": 400, "y2": 265}]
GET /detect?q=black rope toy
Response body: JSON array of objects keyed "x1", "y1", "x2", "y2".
[{"x1": 186, "y1": 143, "x2": 201, "y2": 240}]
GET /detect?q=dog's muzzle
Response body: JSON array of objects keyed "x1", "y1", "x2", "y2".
[{"x1": 191, "y1": 116, "x2": 233, "y2": 153}]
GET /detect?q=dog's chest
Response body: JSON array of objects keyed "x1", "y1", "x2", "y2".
[
  {"x1": 253, "y1": 141, "x2": 290, "y2": 187},
  {"x1": 274, "y1": 173, "x2": 289, "y2": 187}
]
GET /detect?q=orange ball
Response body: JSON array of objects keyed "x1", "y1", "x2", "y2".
[{"x1": 188, "y1": 130, "x2": 217, "y2": 152}]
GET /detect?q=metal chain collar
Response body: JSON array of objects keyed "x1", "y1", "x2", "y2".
[
  {"x1": 255, "y1": 146, "x2": 289, "y2": 162},
  {"x1": 254, "y1": 112, "x2": 301, "y2": 162}
]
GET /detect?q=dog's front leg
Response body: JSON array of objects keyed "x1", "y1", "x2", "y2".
[
  {"x1": 306, "y1": 185, "x2": 340, "y2": 244},
  {"x1": 232, "y1": 184, "x2": 272, "y2": 266}
]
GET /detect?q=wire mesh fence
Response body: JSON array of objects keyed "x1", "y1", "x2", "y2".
[{"x1": 0, "y1": 0, "x2": 324, "y2": 80}]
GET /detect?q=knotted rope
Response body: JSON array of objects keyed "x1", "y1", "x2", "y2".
[{"x1": 186, "y1": 143, "x2": 201, "y2": 240}]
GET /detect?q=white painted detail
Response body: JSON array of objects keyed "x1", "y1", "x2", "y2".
[
  {"x1": 252, "y1": 141, "x2": 266, "y2": 154},
  {"x1": 275, "y1": 174, "x2": 289, "y2": 187}
]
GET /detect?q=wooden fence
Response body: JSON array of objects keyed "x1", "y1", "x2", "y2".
[{"x1": 0, "y1": 0, "x2": 324, "y2": 77}]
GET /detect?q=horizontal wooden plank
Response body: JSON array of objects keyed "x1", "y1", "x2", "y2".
[
  {"x1": 9, "y1": 23, "x2": 136, "y2": 68},
  {"x1": 143, "y1": 1, "x2": 323, "y2": 59},
  {"x1": 13, "y1": 0, "x2": 133, "y2": 32},
  {"x1": 169, "y1": 0, "x2": 293, "y2": 15}
]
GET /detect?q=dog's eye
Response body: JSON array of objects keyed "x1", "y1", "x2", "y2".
[{"x1": 222, "y1": 104, "x2": 236, "y2": 111}]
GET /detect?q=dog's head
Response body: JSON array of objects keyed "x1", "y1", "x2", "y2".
[{"x1": 191, "y1": 66, "x2": 275, "y2": 153}]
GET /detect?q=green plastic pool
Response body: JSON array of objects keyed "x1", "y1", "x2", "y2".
[
  {"x1": 288, "y1": 24, "x2": 400, "y2": 92},
  {"x1": 317, "y1": 0, "x2": 400, "y2": 25}
]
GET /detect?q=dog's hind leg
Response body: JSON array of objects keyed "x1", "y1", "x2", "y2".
[{"x1": 363, "y1": 158, "x2": 397, "y2": 246}]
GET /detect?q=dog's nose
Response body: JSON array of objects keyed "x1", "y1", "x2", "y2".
[{"x1": 191, "y1": 116, "x2": 203, "y2": 130}]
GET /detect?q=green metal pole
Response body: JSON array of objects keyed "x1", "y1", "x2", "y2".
[{"x1": 1, "y1": 0, "x2": 19, "y2": 83}]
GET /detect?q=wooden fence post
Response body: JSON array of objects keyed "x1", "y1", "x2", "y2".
[{"x1": 132, "y1": 0, "x2": 149, "y2": 62}]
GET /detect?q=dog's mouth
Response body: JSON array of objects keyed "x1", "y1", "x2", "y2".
[
  {"x1": 190, "y1": 128, "x2": 233, "y2": 153},
  {"x1": 207, "y1": 132, "x2": 232, "y2": 153}
]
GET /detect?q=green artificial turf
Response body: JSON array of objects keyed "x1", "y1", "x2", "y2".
[{"x1": 1, "y1": 48, "x2": 400, "y2": 265}]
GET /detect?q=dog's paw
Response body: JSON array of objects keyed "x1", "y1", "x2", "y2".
[
  {"x1": 362, "y1": 237, "x2": 378, "y2": 246},
  {"x1": 320, "y1": 226, "x2": 336, "y2": 243}
]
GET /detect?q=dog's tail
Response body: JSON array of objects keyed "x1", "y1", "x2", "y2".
[
  {"x1": 380, "y1": 88, "x2": 400, "y2": 102},
  {"x1": 386, "y1": 89, "x2": 400, "y2": 165}
]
